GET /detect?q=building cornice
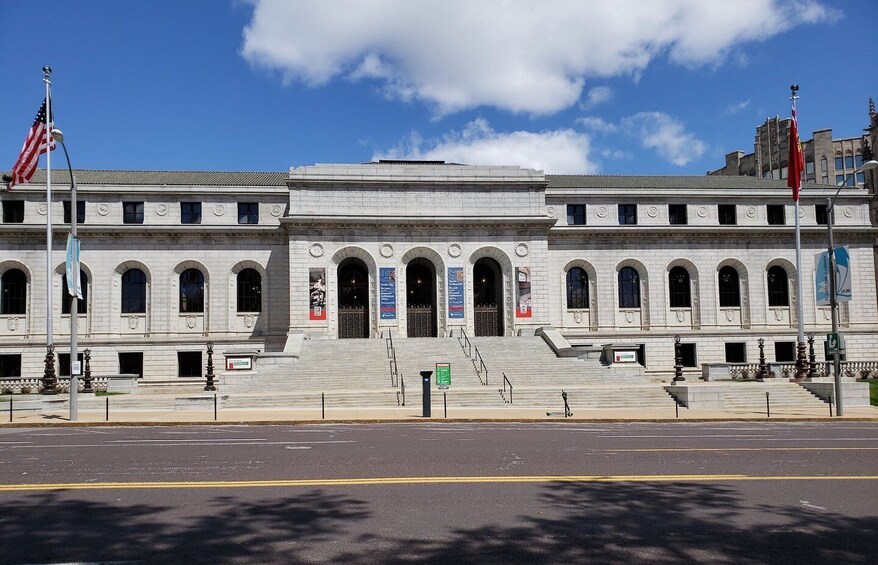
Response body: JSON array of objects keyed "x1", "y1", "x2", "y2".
[{"x1": 279, "y1": 215, "x2": 558, "y2": 231}]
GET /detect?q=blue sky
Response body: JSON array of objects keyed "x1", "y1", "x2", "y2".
[{"x1": 2, "y1": 0, "x2": 876, "y2": 176}]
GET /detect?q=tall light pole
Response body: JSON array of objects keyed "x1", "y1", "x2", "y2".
[
  {"x1": 51, "y1": 128, "x2": 81, "y2": 422},
  {"x1": 826, "y1": 158, "x2": 878, "y2": 417}
]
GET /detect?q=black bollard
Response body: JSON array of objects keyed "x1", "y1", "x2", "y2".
[{"x1": 420, "y1": 370, "x2": 432, "y2": 417}]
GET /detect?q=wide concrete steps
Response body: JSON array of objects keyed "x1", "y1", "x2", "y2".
[
  {"x1": 393, "y1": 337, "x2": 481, "y2": 386},
  {"x1": 719, "y1": 382, "x2": 826, "y2": 408},
  {"x1": 506, "y1": 385, "x2": 675, "y2": 409},
  {"x1": 223, "y1": 389, "x2": 402, "y2": 409}
]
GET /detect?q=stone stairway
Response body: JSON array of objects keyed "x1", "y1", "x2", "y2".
[
  {"x1": 393, "y1": 337, "x2": 482, "y2": 388},
  {"x1": 508, "y1": 385, "x2": 676, "y2": 410},
  {"x1": 469, "y1": 336, "x2": 645, "y2": 387},
  {"x1": 719, "y1": 381, "x2": 827, "y2": 409}
]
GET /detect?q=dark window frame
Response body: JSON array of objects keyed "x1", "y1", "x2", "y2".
[
  {"x1": 679, "y1": 343, "x2": 697, "y2": 368},
  {"x1": 618, "y1": 204, "x2": 637, "y2": 225},
  {"x1": 2, "y1": 201, "x2": 25, "y2": 223},
  {"x1": 58, "y1": 352, "x2": 85, "y2": 377},
  {"x1": 668, "y1": 204, "x2": 687, "y2": 225},
  {"x1": 61, "y1": 271, "x2": 89, "y2": 314},
  {"x1": 718, "y1": 204, "x2": 737, "y2": 225},
  {"x1": 767, "y1": 265, "x2": 789, "y2": 307},
  {"x1": 121, "y1": 268, "x2": 147, "y2": 314},
  {"x1": 237, "y1": 268, "x2": 262, "y2": 313},
  {"x1": 0, "y1": 354, "x2": 22, "y2": 378},
  {"x1": 123, "y1": 201, "x2": 144, "y2": 224},
  {"x1": 179, "y1": 268, "x2": 205, "y2": 313},
  {"x1": 180, "y1": 202, "x2": 202, "y2": 225},
  {"x1": 815, "y1": 205, "x2": 828, "y2": 225},
  {"x1": 718, "y1": 266, "x2": 740, "y2": 308},
  {"x1": 725, "y1": 343, "x2": 747, "y2": 363},
  {"x1": 1, "y1": 268, "x2": 27, "y2": 315},
  {"x1": 766, "y1": 205, "x2": 785, "y2": 225},
  {"x1": 119, "y1": 352, "x2": 144, "y2": 378},
  {"x1": 63, "y1": 200, "x2": 86, "y2": 224},
  {"x1": 618, "y1": 266, "x2": 640, "y2": 308},
  {"x1": 238, "y1": 202, "x2": 259, "y2": 225},
  {"x1": 774, "y1": 342, "x2": 796, "y2": 363},
  {"x1": 566, "y1": 267, "x2": 589, "y2": 309},
  {"x1": 177, "y1": 351, "x2": 202, "y2": 378},
  {"x1": 668, "y1": 266, "x2": 691, "y2": 308},
  {"x1": 567, "y1": 204, "x2": 586, "y2": 225}
]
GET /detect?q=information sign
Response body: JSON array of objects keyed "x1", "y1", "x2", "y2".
[{"x1": 435, "y1": 363, "x2": 451, "y2": 388}]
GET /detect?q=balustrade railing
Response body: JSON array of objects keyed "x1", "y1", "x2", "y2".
[{"x1": 457, "y1": 328, "x2": 488, "y2": 386}]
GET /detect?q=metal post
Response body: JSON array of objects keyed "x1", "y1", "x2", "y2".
[
  {"x1": 204, "y1": 342, "x2": 216, "y2": 391},
  {"x1": 672, "y1": 335, "x2": 684, "y2": 382},
  {"x1": 56, "y1": 134, "x2": 79, "y2": 421},
  {"x1": 214, "y1": 393, "x2": 217, "y2": 421},
  {"x1": 105, "y1": 396, "x2": 109, "y2": 421},
  {"x1": 757, "y1": 338, "x2": 767, "y2": 380},
  {"x1": 807, "y1": 334, "x2": 817, "y2": 380},
  {"x1": 322, "y1": 392, "x2": 325, "y2": 419},
  {"x1": 82, "y1": 348, "x2": 93, "y2": 393},
  {"x1": 8, "y1": 396, "x2": 12, "y2": 422},
  {"x1": 826, "y1": 198, "x2": 843, "y2": 416},
  {"x1": 42, "y1": 67, "x2": 57, "y2": 393},
  {"x1": 766, "y1": 391, "x2": 770, "y2": 418},
  {"x1": 42, "y1": 344, "x2": 57, "y2": 394},
  {"x1": 444, "y1": 392, "x2": 447, "y2": 418}
]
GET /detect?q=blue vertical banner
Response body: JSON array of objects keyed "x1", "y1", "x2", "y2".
[
  {"x1": 379, "y1": 267, "x2": 397, "y2": 319},
  {"x1": 815, "y1": 246, "x2": 852, "y2": 306},
  {"x1": 447, "y1": 267, "x2": 465, "y2": 319},
  {"x1": 65, "y1": 233, "x2": 82, "y2": 299}
]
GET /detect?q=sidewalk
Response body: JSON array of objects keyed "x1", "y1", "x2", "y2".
[{"x1": 3, "y1": 403, "x2": 878, "y2": 426}]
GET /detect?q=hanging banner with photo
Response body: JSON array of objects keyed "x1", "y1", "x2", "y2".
[
  {"x1": 65, "y1": 233, "x2": 82, "y2": 299},
  {"x1": 309, "y1": 268, "x2": 326, "y2": 320},
  {"x1": 447, "y1": 267, "x2": 465, "y2": 319},
  {"x1": 516, "y1": 267, "x2": 532, "y2": 318},
  {"x1": 379, "y1": 267, "x2": 397, "y2": 319},
  {"x1": 815, "y1": 246, "x2": 852, "y2": 306}
]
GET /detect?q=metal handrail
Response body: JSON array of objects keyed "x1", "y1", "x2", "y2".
[
  {"x1": 457, "y1": 328, "x2": 488, "y2": 386},
  {"x1": 399, "y1": 375, "x2": 405, "y2": 406},
  {"x1": 386, "y1": 330, "x2": 399, "y2": 387},
  {"x1": 502, "y1": 372, "x2": 513, "y2": 404}
]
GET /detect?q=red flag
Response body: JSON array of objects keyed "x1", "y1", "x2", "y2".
[
  {"x1": 7, "y1": 98, "x2": 55, "y2": 189},
  {"x1": 787, "y1": 107, "x2": 804, "y2": 201}
]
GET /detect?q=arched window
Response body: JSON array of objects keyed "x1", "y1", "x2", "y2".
[
  {"x1": 767, "y1": 266, "x2": 789, "y2": 307},
  {"x1": 718, "y1": 266, "x2": 740, "y2": 307},
  {"x1": 618, "y1": 267, "x2": 640, "y2": 308},
  {"x1": 668, "y1": 266, "x2": 691, "y2": 308},
  {"x1": 237, "y1": 268, "x2": 262, "y2": 313},
  {"x1": 62, "y1": 271, "x2": 88, "y2": 314},
  {"x1": 566, "y1": 267, "x2": 589, "y2": 309},
  {"x1": 121, "y1": 269, "x2": 147, "y2": 314},
  {"x1": 0, "y1": 269, "x2": 27, "y2": 315},
  {"x1": 179, "y1": 269, "x2": 204, "y2": 313}
]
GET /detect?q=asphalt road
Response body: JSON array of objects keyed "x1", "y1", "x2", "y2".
[{"x1": 1, "y1": 421, "x2": 876, "y2": 564}]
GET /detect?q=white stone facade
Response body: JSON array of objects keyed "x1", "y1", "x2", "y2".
[{"x1": 1, "y1": 163, "x2": 876, "y2": 380}]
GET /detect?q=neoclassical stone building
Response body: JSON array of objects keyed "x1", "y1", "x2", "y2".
[{"x1": 1, "y1": 161, "x2": 876, "y2": 380}]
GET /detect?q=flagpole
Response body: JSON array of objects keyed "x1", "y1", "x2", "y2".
[
  {"x1": 790, "y1": 85, "x2": 807, "y2": 379},
  {"x1": 42, "y1": 67, "x2": 58, "y2": 394}
]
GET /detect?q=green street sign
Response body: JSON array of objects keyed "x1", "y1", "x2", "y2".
[
  {"x1": 826, "y1": 332, "x2": 843, "y2": 354},
  {"x1": 436, "y1": 363, "x2": 451, "y2": 388}
]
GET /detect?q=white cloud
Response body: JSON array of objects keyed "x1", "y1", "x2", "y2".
[
  {"x1": 620, "y1": 112, "x2": 707, "y2": 166},
  {"x1": 581, "y1": 86, "x2": 614, "y2": 110},
  {"x1": 374, "y1": 118, "x2": 597, "y2": 174},
  {"x1": 723, "y1": 99, "x2": 752, "y2": 115},
  {"x1": 242, "y1": 0, "x2": 835, "y2": 115},
  {"x1": 578, "y1": 116, "x2": 618, "y2": 134}
]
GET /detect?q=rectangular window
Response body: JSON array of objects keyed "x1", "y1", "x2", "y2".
[
  {"x1": 238, "y1": 202, "x2": 258, "y2": 224},
  {"x1": 835, "y1": 156, "x2": 843, "y2": 169},
  {"x1": 855, "y1": 154, "x2": 863, "y2": 168},
  {"x1": 845, "y1": 155, "x2": 854, "y2": 169},
  {"x1": 856, "y1": 172, "x2": 865, "y2": 185},
  {"x1": 58, "y1": 353, "x2": 85, "y2": 377},
  {"x1": 725, "y1": 343, "x2": 747, "y2": 363},
  {"x1": 815, "y1": 205, "x2": 828, "y2": 225},
  {"x1": 774, "y1": 342, "x2": 795, "y2": 363},
  {"x1": 63, "y1": 201, "x2": 86, "y2": 224},
  {"x1": 766, "y1": 205, "x2": 785, "y2": 225},
  {"x1": 0, "y1": 354, "x2": 22, "y2": 378},
  {"x1": 123, "y1": 201, "x2": 144, "y2": 224},
  {"x1": 835, "y1": 174, "x2": 844, "y2": 185},
  {"x1": 718, "y1": 204, "x2": 736, "y2": 225},
  {"x1": 618, "y1": 204, "x2": 637, "y2": 225},
  {"x1": 668, "y1": 204, "x2": 687, "y2": 225},
  {"x1": 119, "y1": 352, "x2": 144, "y2": 378},
  {"x1": 181, "y1": 202, "x2": 202, "y2": 224},
  {"x1": 679, "y1": 343, "x2": 697, "y2": 368},
  {"x1": 566, "y1": 204, "x2": 586, "y2": 225},
  {"x1": 805, "y1": 161, "x2": 814, "y2": 175},
  {"x1": 2, "y1": 201, "x2": 24, "y2": 223},
  {"x1": 178, "y1": 351, "x2": 202, "y2": 378}
]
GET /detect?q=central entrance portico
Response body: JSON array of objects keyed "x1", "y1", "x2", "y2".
[
  {"x1": 406, "y1": 258, "x2": 437, "y2": 337},
  {"x1": 473, "y1": 257, "x2": 503, "y2": 336}
]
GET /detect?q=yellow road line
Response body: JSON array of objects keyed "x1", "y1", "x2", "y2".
[
  {"x1": 612, "y1": 447, "x2": 878, "y2": 452},
  {"x1": 1, "y1": 474, "x2": 877, "y2": 492}
]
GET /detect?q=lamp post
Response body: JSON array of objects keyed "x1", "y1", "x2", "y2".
[
  {"x1": 825, "y1": 158, "x2": 878, "y2": 417},
  {"x1": 672, "y1": 334, "x2": 684, "y2": 382},
  {"x1": 51, "y1": 128, "x2": 80, "y2": 421}
]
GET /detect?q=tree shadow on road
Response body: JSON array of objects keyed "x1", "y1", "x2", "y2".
[
  {"x1": 337, "y1": 481, "x2": 878, "y2": 564},
  {"x1": 0, "y1": 489, "x2": 369, "y2": 564}
]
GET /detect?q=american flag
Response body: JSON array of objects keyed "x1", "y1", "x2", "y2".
[{"x1": 7, "y1": 98, "x2": 56, "y2": 189}]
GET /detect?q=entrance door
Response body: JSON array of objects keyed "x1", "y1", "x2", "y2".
[
  {"x1": 338, "y1": 260, "x2": 369, "y2": 339},
  {"x1": 473, "y1": 258, "x2": 503, "y2": 336},
  {"x1": 406, "y1": 259, "x2": 437, "y2": 337}
]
